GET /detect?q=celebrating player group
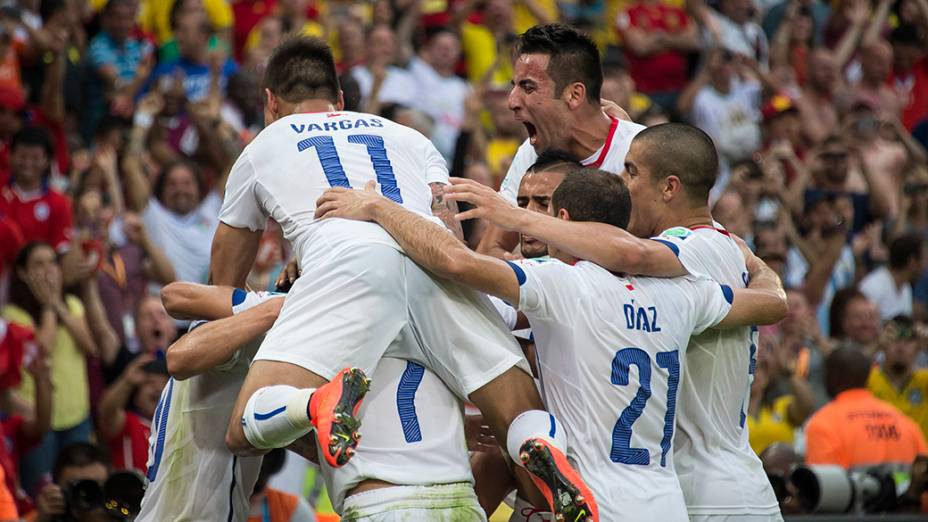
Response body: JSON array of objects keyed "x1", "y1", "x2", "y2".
[{"x1": 136, "y1": 23, "x2": 790, "y2": 522}]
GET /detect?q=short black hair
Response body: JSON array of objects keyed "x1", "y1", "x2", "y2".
[
  {"x1": 11, "y1": 126, "x2": 53, "y2": 158},
  {"x1": 825, "y1": 347, "x2": 872, "y2": 397},
  {"x1": 52, "y1": 443, "x2": 110, "y2": 483},
  {"x1": 264, "y1": 36, "x2": 340, "y2": 105},
  {"x1": 516, "y1": 24, "x2": 602, "y2": 103},
  {"x1": 528, "y1": 149, "x2": 582, "y2": 175},
  {"x1": 632, "y1": 123, "x2": 719, "y2": 203},
  {"x1": 889, "y1": 234, "x2": 923, "y2": 270},
  {"x1": 551, "y1": 169, "x2": 630, "y2": 229}
]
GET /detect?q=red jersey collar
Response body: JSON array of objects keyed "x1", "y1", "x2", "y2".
[
  {"x1": 583, "y1": 117, "x2": 619, "y2": 169},
  {"x1": 690, "y1": 224, "x2": 731, "y2": 237}
]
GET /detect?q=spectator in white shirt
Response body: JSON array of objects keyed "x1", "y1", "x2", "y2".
[
  {"x1": 711, "y1": 0, "x2": 770, "y2": 68},
  {"x1": 351, "y1": 25, "x2": 419, "y2": 112},
  {"x1": 861, "y1": 234, "x2": 925, "y2": 321}
]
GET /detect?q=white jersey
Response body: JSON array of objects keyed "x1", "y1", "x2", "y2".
[
  {"x1": 651, "y1": 225, "x2": 781, "y2": 516},
  {"x1": 219, "y1": 111, "x2": 448, "y2": 265},
  {"x1": 499, "y1": 117, "x2": 645, "y2": 203},
  {"x1": 511, "y1": 258, "x2": 733, "y2": 520},
  {"x1": 320, "y1": 357, "x2": 472, "y2": 514},
  {"x1": 137, "y1": 291, "x2": 279, "y2": 522}
]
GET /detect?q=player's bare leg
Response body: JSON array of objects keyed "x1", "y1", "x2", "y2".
[
  {"x1": 469, "y1": 367, "x2": 599, "y2": 521},
  {"x1": 226, "y1": 360, "x2": 369, "y2": 467}
]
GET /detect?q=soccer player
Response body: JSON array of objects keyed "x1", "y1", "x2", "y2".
[
  {"x1": 210, "y1": 36, "x2": 596, "y2": 519},
  {"x1": 314, "y1": 169, "x2": 787, "y2": 520},
  {"x1": 136, "y1": 284, "x2": 281, "y2": 522},
  {"x1": 443, "y1": 124, "x2": 786, "y2": 521},
  {"x1": 478, "y1": 23, "x2": 646, "y2": 258},
  {"x1": 515, "y1": 151, "x2": 579, "y2": 260}
]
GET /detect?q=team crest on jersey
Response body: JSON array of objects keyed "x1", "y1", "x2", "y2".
[
  {"x1": 33, "y1": 201, "x2": 50, "y2": 221},
  {"x1": 661, "y1": 227, "x2": 691, "y2": 239},
  {"x1": 909, "y1": 389, "x2": 923, "y2": 405}
]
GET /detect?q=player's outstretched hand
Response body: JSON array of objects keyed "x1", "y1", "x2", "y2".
[
  {"x1": 443, "y1": 178, "x2": 523, "y2": 229},
  {"x1": 315, "y1": 180, "x2": 384, "y2": 221}
]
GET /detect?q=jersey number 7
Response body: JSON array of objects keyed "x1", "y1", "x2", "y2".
[
  {"x1": 611, "y1": 348, "x2": 680, "y2": 467},
  {"x1": 297, "y1": 134, "x2": 404, "y2": 203}
]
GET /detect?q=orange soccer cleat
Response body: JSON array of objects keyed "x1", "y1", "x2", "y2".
[
  {"x1": 308, "y1": 367, "x2": 370, "y2": 467},
  {"x1": 520, "y1": 438, "x2": 599, "y2": 522}
]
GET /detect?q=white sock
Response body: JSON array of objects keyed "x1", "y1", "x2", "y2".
[
  {"x1": 242, "y1": 385, "x2": 316, "y2": 450},
  {"x1": 505, "y1": 410, "x2": 567, "y2": 465}
]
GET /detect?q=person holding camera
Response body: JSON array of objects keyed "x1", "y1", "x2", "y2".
[{"x1": 31, "y1": 443, "x2": 110, "y2": 522}]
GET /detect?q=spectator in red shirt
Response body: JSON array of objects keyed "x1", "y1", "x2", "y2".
[
  {"x1": 889, "y1": 24, "x2": 928, "y2": 131},
  {"x1": 0, "y1": 127, "x2": 71, "y2": 254},
  {"x1": 97, "y1": 355, "x2": 168, "y2": 473},
  {"x1": 0, "y1": 213, "x2": 22, "y2": 278},
  {"x1": 617, "y1": 0, "x2": 699, "y2": 114}
]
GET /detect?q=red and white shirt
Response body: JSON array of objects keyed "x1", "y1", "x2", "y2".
[
  {"x1": 0, "y1": 183, "x2": 72, "y2": 252},
  {"x1": 106, "y1": 411, "x2": 151, "y2": 473},
  {"x1": 499, "y1": 117, "x2": 645, "y2": 204}
]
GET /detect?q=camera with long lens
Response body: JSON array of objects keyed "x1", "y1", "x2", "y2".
[
  {"x1": 789, "y1": 464, "x2": 903, "y2": 514},
  {"x1": 57, "y1": 471, "x2": 145, "y2": 522}
]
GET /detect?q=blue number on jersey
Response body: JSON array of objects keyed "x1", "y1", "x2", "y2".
[
  {"x1": 296, "y1": 134, "x2": 403, "y2": 203},
  {"x1": 739, "y1": 331, "x2": 759, "y2": 428},
  {"x1": 146, "y1": 377, "x2": 174, "y2": 482},
  {"x1": 396, "y1": 361, "x2": 425, "y2": 443},
  {"x1": 610, "y1": 348, "x2": 681, "y2": 467}
]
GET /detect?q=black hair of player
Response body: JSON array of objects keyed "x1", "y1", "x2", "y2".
[
  {"x1": 633, "y1": 123, "x2": 719, "y2": 204},
  {"x1": 11, "y1": 126, "x2": 54, "y2": 158},
  {"x1": 889, "y1": 233, "x2": 924, "y2": 270},
  {"x1": 527, "y1": 149, "x2": 582, "y2": 175},
  {"x1": 264, "y1": 36, "x2": 341, "y2": 105},
  {"x1": 551, "y1": 168, "x2": 630, "y2": 229},
  {"x1": 516, "y1": 24, "x2": 602, "y2": 103},
  {"x1": 53, "y1": 443, "x2": 111, "y2": 483}
]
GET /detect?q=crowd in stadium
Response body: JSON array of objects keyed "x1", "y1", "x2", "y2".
[{"x1": 0, "y1": 0, "x2": 925, "y2": 520}]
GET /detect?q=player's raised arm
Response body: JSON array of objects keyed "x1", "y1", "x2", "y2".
[
  {"x1": 444, "y1": 177, "x2": 687, "y2": 277},
  {"x1": 315, "y1": 182, "x2": 522, "y2": 304},
  {"x1": 166, "y1": 297, "x2": 283, "y2": 380}
]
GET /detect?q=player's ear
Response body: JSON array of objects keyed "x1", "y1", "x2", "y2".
[
  {"x1": 556, "y1": 207, "x2": 572, "y2": 221},
  {"x1": 563, "y1": 82, "x2": 586, "y2": 110},
  {"x1": 662, "y1": 175, "x2": 682, "y2": 203},
  {"x1": 264, "y1": 88, "x2": 278, "y2": 123},
  {"x1": 336, "y1": 90, "x2": 345, "y2": 111}
]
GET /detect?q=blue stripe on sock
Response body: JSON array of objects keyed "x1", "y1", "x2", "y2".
[{"x1": 254, "y1": 405, "x2": 287, "y2": 421}]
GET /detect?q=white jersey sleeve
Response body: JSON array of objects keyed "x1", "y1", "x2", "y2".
[
  {"x1": 219, "y1": 149, "x2": 267, "y2": 231},
  {"x1": 421, "y1": 133, "x2": 450, "y2": 185},
  {"x1": 651, "y1": 226, "x2": 745, "y2": 283},
  {"x1": 488, "y1": 295, "x2": 518, "y2": 330},
  {"x1": 499, "y1": 140, "x2": 538, "y2": 204},
  {"x1": 688, "y1": 277, "x2": 735, "y2": 335},
  {"x1": 511, "y1": 259, "x2": 577, "y2": 323}
]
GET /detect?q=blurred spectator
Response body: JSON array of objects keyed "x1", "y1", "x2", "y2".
[
  {"x1": 805, "y1": 347, "x2": 927, "y2": 468},
  {"x1": 246, "y1": 449, "x2": 315, "y2": 522},
  {"x1": 144, "y1": 9, "x2": 238, "y2": 103},
  {"x1": 845, "y1": 39, "x2": 904, "y2": 118},
  {"x1": 828, "y1": 288, "x2": 880, "y2": 351},
  {"x1": 795, "y1": 49, "x2": 841, "y2": 145},
  {"x1": 600, "y1": 59, "x2": 654, "y2": 122},
  {"x1": 890, "y1": 23, "x2": 928, "y2": 131},
  {"x1": 97, "y1": 356, "x2": 167, "y2": 474},
  {"x1": 243, "y1": 0, "x2": 324, "y2": 71},
  {"x1": 457, "y1": 0, "x2": 515, "y2": 85},
  {"x1": 759, "y1": 443, "x2": 805, "y2": 515},
  {"x1": 861, "y1": 234, "x2": 924, "y2": 320},
  {"x1": 105, "y1": 295, "x2": 178, "y2": 383},
  {"x1": 140, "y1": 0, "x2": 233, "y2": 50},
  {"x1": 679, "y1": 48, "x2": 762, "y2": 188},
  {"x1": 407, "y1": 30, "x2": 471, "y2": 163},
  {"x1": 616, "y1": 0, "x2": 699, "y2": 113},
  {"x1": 762, "y1": 0, "x2": 831, "y2": 48},
  {"x1": 351, "y1": 24, "x2": 418, "y2": 114},
  {"x1": 0, "y1": 213, "x2": 22, "y2": 278},
  {"x1": 5, "y1": 243, "x2": 95, "y2": 494},
  {"x1": 0, "y1": 127, "x2": 71, "y2": 254},
  {"x1": 746, "y1": 333, "x2": 815, "y2": 455},
  {"x1": 868, "y1": 316, "x2": 928, "y2": 437},
  {"x1": 31, "y1": 442, "x2": 110, "y2": 522},
  {"x1": 778, "y1": 288, "x2": 831, "y2": 406},
  {"x1": 710, "y1": 0, "x2": 769, "y2": 67}
]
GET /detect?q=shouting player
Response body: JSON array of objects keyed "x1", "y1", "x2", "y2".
[
  {"x1": 314, "y1": 169, "x2": 787, "y2": 520},
  {"x1": 479, "y1": 23, "x2": 646, "y2": 258},
  {"x1": 444, "y1": 124, "x2": 786, "y2": 521},
  {"x1": 209, "y1": 36, "x2": 597, "y2": 520}
]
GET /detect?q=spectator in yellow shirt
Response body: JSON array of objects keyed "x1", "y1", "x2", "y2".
[
  {"x1": 868, "y1": 315, "x2": 928, "y2": 438},
  {"x1": 139, "y1": 0, "x2": 233, "y2": 47},
  {"x1": 747, "y1": 332, "x2": 815, "y2": 455}
]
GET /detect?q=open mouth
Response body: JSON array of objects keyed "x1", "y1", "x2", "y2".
[{"x1": 524, "y1": 122, "x2": 538, "y2": 145}]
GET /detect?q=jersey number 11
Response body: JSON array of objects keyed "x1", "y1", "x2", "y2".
[{"x1": 297, "y1": 134, "x2": 404, "y2": 203}]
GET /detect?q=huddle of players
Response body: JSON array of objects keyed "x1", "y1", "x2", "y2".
[{"x1": 134, "y1": 24, "x2": 790, "y2": 522}]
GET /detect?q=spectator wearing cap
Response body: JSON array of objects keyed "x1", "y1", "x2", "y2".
[
  {"x1": 868, "y1": 316, "x2": 928, "y2": 437},
  {"x1": 861, "y1": 234, "x2": 924, "y2": 321},
  {"x1": 616, "y1": 0, "x2": 700, "y2": 114},
  {"x1": 889, "y1": 23, "x2": 928, "y2": 131},
  {"x1": 678, "y1": 48, "x2": 762, "y2": 193},
  {"x1": 97, "y1": 355, "x2": 168, "y2": 474},
  {"x1": 761, "y1": 94, "x2": 805, "y2": 168},
  {"x1": 0, "y1": 127, "x2": 72, "y2": 254},
  {"x1": 806, "y1": 347, "x2": 927, "y2": 469}
]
